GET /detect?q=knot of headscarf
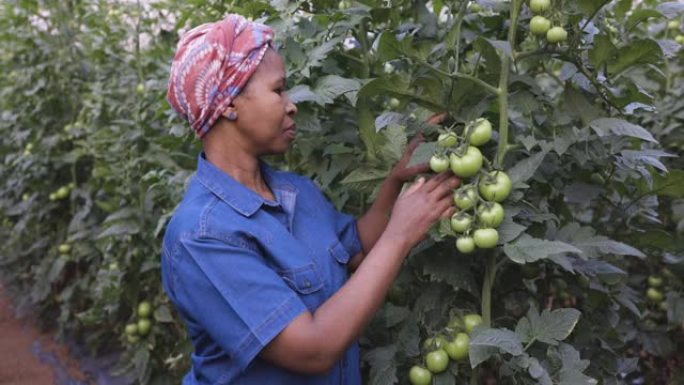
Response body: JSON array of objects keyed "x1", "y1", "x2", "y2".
[{"x1": 167, "y1": 14, "x2": 274, "y2": 138}]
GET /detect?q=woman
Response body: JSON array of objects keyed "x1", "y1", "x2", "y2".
[{"x1": 162, "y1": 14, "x2": 460, "y2": 385}]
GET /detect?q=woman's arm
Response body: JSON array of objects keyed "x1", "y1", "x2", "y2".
[
  {"x1": 259, "y1": 172, "x2": 459, "y2": 374},
  {"x1": 349, "y1": 112, "x2": 449, "y2": 271}
]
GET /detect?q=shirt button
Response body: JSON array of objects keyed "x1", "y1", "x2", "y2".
[{"x1": 304, "y1": 280, "x2": 311, "y2": 288}]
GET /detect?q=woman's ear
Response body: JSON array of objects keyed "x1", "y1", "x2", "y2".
[{"x1": 222, "y1": 105, "x2": 237, "y2": 121}]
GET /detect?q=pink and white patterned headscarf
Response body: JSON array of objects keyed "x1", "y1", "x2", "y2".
[{"x1": 167, "y1": 14, "x2": 274, "y2": 138}]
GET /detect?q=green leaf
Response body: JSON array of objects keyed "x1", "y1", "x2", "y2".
[
  {"x1": 376, "y1": 31, "x2": 404, "y2": 62},
  {"x1": 503, "y1": 234, "x2": 582, "y2": 264},
  {"x1": 422, "y1": 252, "x2": 477, "y2": 294},
  {"x1": 606, "y1": 39, "x2": 663, "y2": 76},
  {"x1": 363, "y1": 345, "x2": 398, "y2": 385},
  {"x1": 577, "y1": 0, "x2": 611, "y2": 17},
  {"x1": 153, "y1": 305, "x2": 175, "y2": 323},
  {"x1": 340, "y1": 167, "x2": 388, "y2": 185},
  {"x1": 507, "y1": 149, "x2": 550, "y2": 188},
  {"x1": 588, "y1": 118, "x2": 657, "y2": 143},
  {"x1": 314, "y1": 75, "x2": 362, "y2": 105},
  {"x1": 655, "y1": 2, "x2": 684, "y2": 18},
  {"x1": 287, "y1": 84, "x2": 325, "y2": 106},
  {"x1": 497, "y1": 207, "x2": 527, "y2": 244},
  {"x1": 588, "y1": 34, "x2": 617, "y2": 69},
  {"x1": 625, "y1": 9, "x2": 663, "y2": 31},
  {"x1": 516, "y1": 305, "x2": 582, "y2": 346},
  {"x1": 557, "y1": 344, "x2": 597, "y2": 385},
  {"x1": 640, "y1": 169, "x2": 684, "y2": 198},
  {"x1": 469, "y1": 328, "x2": 524, "y2": 367},
  {"x1": 379, "y1": 123, "x2": 407, "y2": 162}
]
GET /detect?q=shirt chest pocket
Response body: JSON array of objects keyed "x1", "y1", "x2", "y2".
[{"x1": 278, "y1": 263, "x2": 325, "y2": 312}]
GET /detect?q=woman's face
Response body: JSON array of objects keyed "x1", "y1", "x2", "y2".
[{"x1": 231, "y1": 49, "x2": 298, "y2": 156}]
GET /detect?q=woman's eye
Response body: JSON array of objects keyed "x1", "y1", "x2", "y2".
[{"x1": 275, "y1": 88, "x2": 284, "y2": 94}]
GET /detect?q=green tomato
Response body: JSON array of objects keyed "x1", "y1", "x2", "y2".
[
  {"x1": 529, "y1": 0, "x2": 550, "y2": 14},
  {"x1": 445, "y1": 332, "x2": 470, "y2": 361},
  {"x1": 56, "y1": 186, "x2": 70, "y2": 199},
  {"x1": 466, "y1": 118, "x2": 492, "y2": 146},
  {"x1": 453, "y1": 186, "x2": 478, "y2": 210},
  {"x1": 438, "y1": 132, "x2": 458, "y2": 148},
  {"x1": 25, "y1": 143, "x2": 34, "y2": 152},
  {"x1": 473, "y1": 228, "x2": 498, "y2": 248},
  {"x1": 58, "y1": 243, "x2": 71, "y2": 254},
  {"x1": 450, "y1": 146, "x2": 483, "y2": 178},
  {"x1": 338, "y1": 0, "x2": 351, "y2": 10},
  {"x1": 136, "y1": 83, "x2": 145, "y2": 95},
  {"x1": 463, "y1": 313, "x2": 483, "y2": 334},
  {"x1": 530, "y1": 16, "x2": 551, "y2": 35},
  {"x1": 676, "y1": 35, "x2": 684, "y2": 44},
  {"x1": 409, "y1": 366, "x2": 432, "y2": 385},
  {"x1": 22, "y1": 193, "x2": 30, "y2": 201},
  {"x1": 479, "y1": 171, "x2": 512, "y2": 202},
  {"x1": 477, "y1": 202, "x2": 504, "y2": 228},
  {"x1": 127, "y1": 334, "x2": 140, "y2": 344},
  {"x1": 470, "y1": 3, "x2": 481, "y2": 12},
  {"x1": 668, "y1": 20, "x2": 680, "y2": 30},
  {"x1": 647, "y1": 287, "x2": 664, "y2": 302},
  {"x1": 456, "y1": 236, "x2": 476, "y2": 254},
  {"x1": 546, "y1": 26, "x2": 568, "y2": 43},
  {"x1": 425, "y1": 349, "x2": 449, "y2": 373},
  {"x1": 125, "y1": 323, "x2": 138, "y2": 336},
  {"x1": 450, "y1": 213, "x2": 473, "y2": 233},
  {"x1": 430, "y1": 154, "x2": 450, "y2": 173},
  {"x1": 137, "y1": 301, "x2": 153, "y2": 318},
  {"x1": 137, "y1": 318, "x2": 152, "y2": 336},
  {"x1": 648, "y1": 275, "x2": 663, "y2": 288},
  {"x1": 423, "y1": 335, "x2": 448, "y2": 351},
  {"x1": 388, "y1": 97, "x2": 400, "y2": 109}
]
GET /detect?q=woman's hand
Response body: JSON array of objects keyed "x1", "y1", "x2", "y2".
[
  {"x1": 388, "y1": 112, "x2": 449, "y2": 183},
  {"x1": 384, "y1": 171, "x2": 460, "y2": 249}
]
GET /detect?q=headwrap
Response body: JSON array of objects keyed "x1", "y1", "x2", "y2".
[{"x1": 167, "y1": 14, "x2": 274, "y2": 138}]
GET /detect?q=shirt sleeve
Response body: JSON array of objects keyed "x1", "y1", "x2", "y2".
[{"x1": 173, "y1": 234, "x2": 309, "y2": 373}]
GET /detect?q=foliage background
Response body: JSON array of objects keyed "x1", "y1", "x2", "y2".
[{"x1": 1, "y1": 0, "x2": 683, "y2": 384}]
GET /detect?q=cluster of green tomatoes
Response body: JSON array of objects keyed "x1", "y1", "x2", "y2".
[
  {"x1": 124, "y1": 301, "x2": 154, "y2": 343},
  {"x1": 528, "y1": 0, "x2": 568, "y2": 44},
  {"x1": 429, "y1": 118, "x2": 512, "y2": 253},
  {"x1": 409, "y1": 313, "x2": 483, "y2": 385},
  {"x1": 48, "y1": 182, "x2": 75, "y2": 201}
]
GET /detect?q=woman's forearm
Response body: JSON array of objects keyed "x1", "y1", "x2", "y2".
[{"x1": 356, "y1": 177, "x2": 403, "y2": 255}]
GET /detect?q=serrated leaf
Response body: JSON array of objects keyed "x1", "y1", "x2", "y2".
[
  {"x1": 363, "y1": 345, "x2": 398, "y2": 385},
  {"x1": 314, "y1": 75, "x2": 361, "y2": 105},
  {"x1": 640, "y1": 169, "x2": 684, "y2": 198},
  {"x1": 340, "y1": 167, "x2": 388, "y2": 184},
  {"x1": 422, "y1": 253, "x2": 477, "y2": 293},
  {"x1": 153, "y1": 305, "x2": 174, "y2": 323},
  {"x1": 558, "y1": 344, "x2": 597, "y2": 385},
  {"x1": 606, "y1": 39, "x2": 663, "y2": 76},
  {"x1": 589, "y1": 118, "x2": 657, "y2": 143},
  {"x1": 503, "y1": 234, "x2": 582, "y2": 264},
  {"x1": 656, "y1": 2, "x2": 684, "y2": 18},
  {"x1": 516, "y1": 305, "x2": 581, "y2": 346},
  {"x1": 497, "y1": 209, "x2": 527, "y2": 244},
  {"x1": 375, "y1": 112, "x2": 404, "y2": 131},
  {"x1": 379, "y1": 123, "x2": 407, "y2": 162},
  {"x1": 589, "y1": 34, "x2": 617, "y2": 68},
  {"x1": 287, "y1": 84, "x2": 325, "y2": 105},
  {"x1": 507, "y1": 149, "x2": 550, "y2": 188},
  {"x1": 575, "y1": 236, "x2": 646, "y2": 258},
  {"x1": 625, "y1": 9, "x2": 663, "y2": 31},
  {"x1": 469, "y1": 328, "x2": 524, "y2": 368}
]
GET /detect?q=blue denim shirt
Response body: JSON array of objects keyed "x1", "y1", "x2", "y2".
[{"x1": 161, "y1": 153, "x2": 363, "y2": 385}]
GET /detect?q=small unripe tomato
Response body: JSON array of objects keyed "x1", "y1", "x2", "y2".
[
  {"x1": 137, "y1": 318, "x2": 152, "y2": 336},
  {"x1": 383, "y1": 62, "x2": 395, "y2": 74},
  {"x1": 388, "y1": 97, "x2": 400, "y2": 109},
  {"x1": 477, "y1": 202, "x2": 505, "y2": 228},
  {"x1": 423, "y1": 335, "x2": 448, "y2": 350},
  {"x1": 136, "y1": 83, "x2": 145, "y2": 95},
  {"x1": 529, "y1": 0, "x2": 550, "y2": 14},
  {"x1": 125, "y1": 323, "x2": 138, "y2": 336},
  {"x1": 409, "y1": 366, "x2": 432, "y2": 385},
  {"x1": 453, "y1": 186, "x2": 478, "y2": 210},
  {"x1": 530, "y1": 16, "x2": 551, "y2": 36},
  {"x1": 438, "y1": 132, "x2": 458, "y2": 147},
  {"x1": 479, "y1": 171, "x2": 512, "y2": 202},
  {"x1": 425, "y1": 349, "x2": 449, "y2": 373},
  {"x1": 466, "y1": 118, "x2": 492, "y2": 146},
  {"x1": 646, "y1": 287, "x2": 664, "y2": 302},
  {"x1": 546, "y1": 26, "x2": 568, "y2": 43},
  {"x1": 463, "y1": 313, "x2": 483, "y2": 334},
  {"x1": 647, "y1": 275, "x2": 663, "y2": 288},
  {"x1": 450, "y1": 213, "x2": 473, "y2": 233},
  {"x1": 137, "y1": 301, "x2": 153, "y2": 318},
  {"x1": 430, "y1": 154, "x2": 450, "y2": 173},
  {"x1": 450, "y1": 146, "x2": 483, "y2": 178},
  {"x1": 676, "y1": 35, "x2": 684, "y2": 44},
  {"x1": 473, "y1": 228, "x2": 498, "y2": 248},
  {"x1": 58, "y1": 244, "x2": 71, "y2": 254},
  {"x1": 444, "y1": 332, "x2": 470, "y2": 361},
  {"x1": 668, "y1": 20, "x2": 680, "y2": 30},
  {"x1": 456, "y1": 236, "x2": 476, "y2": 253}
]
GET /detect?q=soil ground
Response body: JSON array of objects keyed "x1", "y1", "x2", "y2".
[{"x1": 0, "y1": 281, "x2": 91, "y2": 385}]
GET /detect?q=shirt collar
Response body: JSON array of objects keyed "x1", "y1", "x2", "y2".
[{"x1": 195, "y1": 152, "x2": 297, "y2": 217}]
